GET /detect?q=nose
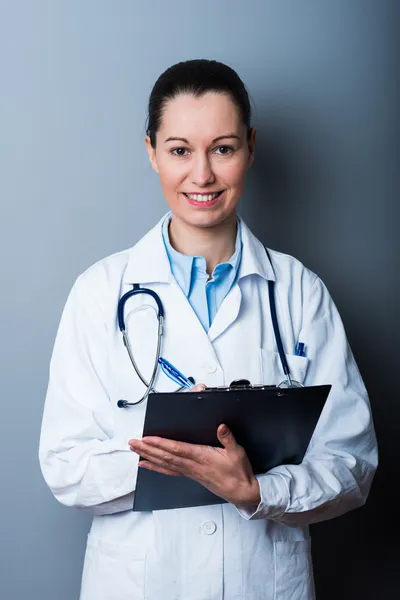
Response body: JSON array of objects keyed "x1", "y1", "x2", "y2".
[{"x1": 191, "y1": 153, "x2": 215, "y2": 187}]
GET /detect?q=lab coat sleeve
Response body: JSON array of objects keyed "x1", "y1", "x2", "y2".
[
  {"x1": 39, "y1": 276, "x2": 138, "y2": 515},
  {"x1": 237, "y1": 276, "x2": 378, "y2": 526}
]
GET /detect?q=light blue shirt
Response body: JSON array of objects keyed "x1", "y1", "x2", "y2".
[{"x1": 162, "y1": 214, "x2": 242, "y2": 332}]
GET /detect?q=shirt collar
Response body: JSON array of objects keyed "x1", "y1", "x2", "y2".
[
  {"x1": 162, "y1": 212, "x2": 243, "y2": 296},
  {"x1": 122, "y1": 211, "x2": 275, "y2": 286}
]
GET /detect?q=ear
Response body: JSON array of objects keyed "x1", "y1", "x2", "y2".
[
  {"x1": 145, "y1": 136, "x2": 159, "y2": 174},
  {"x1": 247, "y1": 127, "x2": 256, "y2": 168}
]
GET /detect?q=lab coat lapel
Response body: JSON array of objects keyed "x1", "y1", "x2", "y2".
[
  {"x1": 153, "y1": 280, "x2": 220, "y2": 388},
  {"x1": 122, "y1": 215, "x2": 172, "y2": 286},
  {"x1": 207, "y1": 284, "x2": 242, "y2": 343},
  {"x1": 208, "y1": 218, "x2": 275, "y2": 343},
  {"x1": 167, "y1": 276, "x2": 223, "y2": 355},
  {"x1": 121, "y1": 216, "x2": 218, "y2": 387}
]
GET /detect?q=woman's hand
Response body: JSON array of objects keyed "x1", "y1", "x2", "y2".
[{"x1": 129, "y1": 384, "x2": 260, "y2": 509}]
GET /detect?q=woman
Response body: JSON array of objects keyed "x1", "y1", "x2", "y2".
[{"x1": 39, "y1": 59, "x2": 377, "y2": 600}]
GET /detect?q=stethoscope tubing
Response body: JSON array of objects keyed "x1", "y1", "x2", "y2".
[
  {"x1": 117, "y1": 286, "x2": 185, "y2": 407},
  {"x1": 117, "y1": 248, "x2": 299, "y2": 407}
]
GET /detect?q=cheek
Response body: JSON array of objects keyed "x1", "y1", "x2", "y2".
[
  {"x1": 218, "y1": 156, "x2": 249, "y2": 188},
  {"x1": 157, "y1": 159, "x2": 187, "y2": 191}
]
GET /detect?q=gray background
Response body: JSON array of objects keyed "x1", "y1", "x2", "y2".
[{"x1": 0, "y1": 1, "x2": 398, "y2": 598}]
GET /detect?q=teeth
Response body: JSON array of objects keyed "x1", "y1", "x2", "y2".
[{"x1": 186, "y1": 192, "x2": 220, "y2": 202}]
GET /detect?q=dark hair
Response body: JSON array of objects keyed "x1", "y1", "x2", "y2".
[{"x1": 146, "y1": 59, "x2": 252, "y2": 147}]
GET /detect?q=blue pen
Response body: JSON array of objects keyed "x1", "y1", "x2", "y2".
[
  {"x1": 295, "y1": 342, "x2": 305, "y2": 357},
  {"x1": 158, "y1": 357, "x2": 193, "y2": 389}
]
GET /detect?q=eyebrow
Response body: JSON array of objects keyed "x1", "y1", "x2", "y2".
[{"x1": 164, "y1": 134, "x2": 241, "y2": 144}]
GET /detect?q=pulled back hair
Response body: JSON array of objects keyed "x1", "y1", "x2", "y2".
[{"x1": 146, "y1": 59, "x2": 252, "y2": 147}]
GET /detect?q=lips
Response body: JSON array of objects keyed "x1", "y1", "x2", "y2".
[{"x1": 184, "y1": 191, "x2": 223, "y2": 203}]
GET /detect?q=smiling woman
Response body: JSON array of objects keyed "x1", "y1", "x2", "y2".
[
  {"x1": 39, "y1": 59, "x2": 377, "y2": 600},
  {"x1": 144, "y1": 61, "x2": 256, "y2": 268},
  {"x1": 146, "y1": 92, "x2": 254, "y2": 231}
]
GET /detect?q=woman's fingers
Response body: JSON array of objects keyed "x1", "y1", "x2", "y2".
[
  {"x1": 138, "y1": 460, "x2": 181, "y2": 476},
  {"x1": 189, "y1": 383, "x2": 207, "y2": 392}
]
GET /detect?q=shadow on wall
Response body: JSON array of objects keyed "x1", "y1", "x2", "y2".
[
  {"x1": 240, "y1": 109, "x2": 395, "y2": 599},
  {"x1": 241, "y1": 107, "x2": 332, "y2": 266}
]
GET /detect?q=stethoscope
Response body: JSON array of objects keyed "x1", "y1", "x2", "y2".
[{"x1": 117, "y1": 249, "x2": 303, "y2": 408}]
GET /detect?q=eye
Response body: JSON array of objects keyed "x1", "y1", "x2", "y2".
[
  {"x1": 215, "y1": 145, "x2": 234, "y2": 155},
  {"x1": 171, "y1": 147, "x2": 190, "y2": 157}
]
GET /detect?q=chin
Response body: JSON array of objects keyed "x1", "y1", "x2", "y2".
[
  {"x1": 180, "y1": 209, "x2": 235, "y2": 230},
  {"x1": 170, "y1": 198, "x2": 238, "y2": 228}
]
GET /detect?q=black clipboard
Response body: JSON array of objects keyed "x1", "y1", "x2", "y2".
[{"x1": 133, "y1": 384, "x2": 331, "y2": 511}]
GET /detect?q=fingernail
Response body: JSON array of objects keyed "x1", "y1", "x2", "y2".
[{"x1": 220, "y1": 425, "x2": 229, "y2": 436}]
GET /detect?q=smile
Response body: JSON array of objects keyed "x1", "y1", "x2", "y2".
[{"x1": 184, "y1": 192, "x2": 223, "y2": 202}]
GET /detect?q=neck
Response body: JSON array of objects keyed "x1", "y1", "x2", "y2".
[{"x1": 168, "y1": 213, "x2": 238, "y2": 276}]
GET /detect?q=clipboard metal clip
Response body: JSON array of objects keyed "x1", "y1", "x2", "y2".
[
  {"x1": 229, "y1": 379, "x2": 255, "y2": 389},
  {"x1": 204, "y1": 379, "x2": 277, "y2": 392}
]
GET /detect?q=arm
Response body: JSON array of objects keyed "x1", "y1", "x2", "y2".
[
  {"x1": 39, "y1": 276, "x2": 138, "y2": 515},
  {"x1": 238, "y1": 276, "x2": 378, "y2": 526}
]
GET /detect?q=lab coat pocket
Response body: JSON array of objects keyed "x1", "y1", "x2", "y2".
[
  {"x1": 80, "y1": 534, "x2": 146, "y2": 600},
  {"x1": 274, "y1": 539, "x2": 315, "y2": 600},
  {"x1": 260, "y1": 348, "x2": 309, "y2": 386}
]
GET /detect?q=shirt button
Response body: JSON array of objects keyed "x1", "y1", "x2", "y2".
[
  {"x1": 203, "y1": 361, "x2": 217, "y2": 374},
  {"x1": 202, "y1": 520, "x2": 217, "y2": 535}
]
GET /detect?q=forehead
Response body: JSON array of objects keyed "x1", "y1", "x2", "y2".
[{"x1": 158, "y1": 92, "x2": 243, "y2": 140}]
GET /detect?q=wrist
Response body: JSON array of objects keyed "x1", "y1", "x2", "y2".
[{"x1": 236, "y1": 477, "x2": 261, "y2": 509}]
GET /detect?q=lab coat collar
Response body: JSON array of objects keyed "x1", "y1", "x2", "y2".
[
  {"x1": 123, "y1": 215, "x2": 173, "y2": 285},
  {"x1": 238, "y1": 216, "x2": 276, "y2": 282},
  {"x1": 123, "y1": 213, "x2": 275, "y2": 285}
]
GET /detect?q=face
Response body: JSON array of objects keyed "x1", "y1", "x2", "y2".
[{"x1": 145, "y1": 92, "x2": 256, "y2": 229}]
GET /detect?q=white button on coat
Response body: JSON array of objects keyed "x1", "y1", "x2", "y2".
[
  {"x1": 202, "y1": 520, "x2": 217, "y2": 535},
  {"x1": 39, "y1": 214, "x2": 377, "y2": 600}
]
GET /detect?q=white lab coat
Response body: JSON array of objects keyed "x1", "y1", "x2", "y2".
[{"x1": 39, "y1": 214, "x2": 377, "y2": 600}]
